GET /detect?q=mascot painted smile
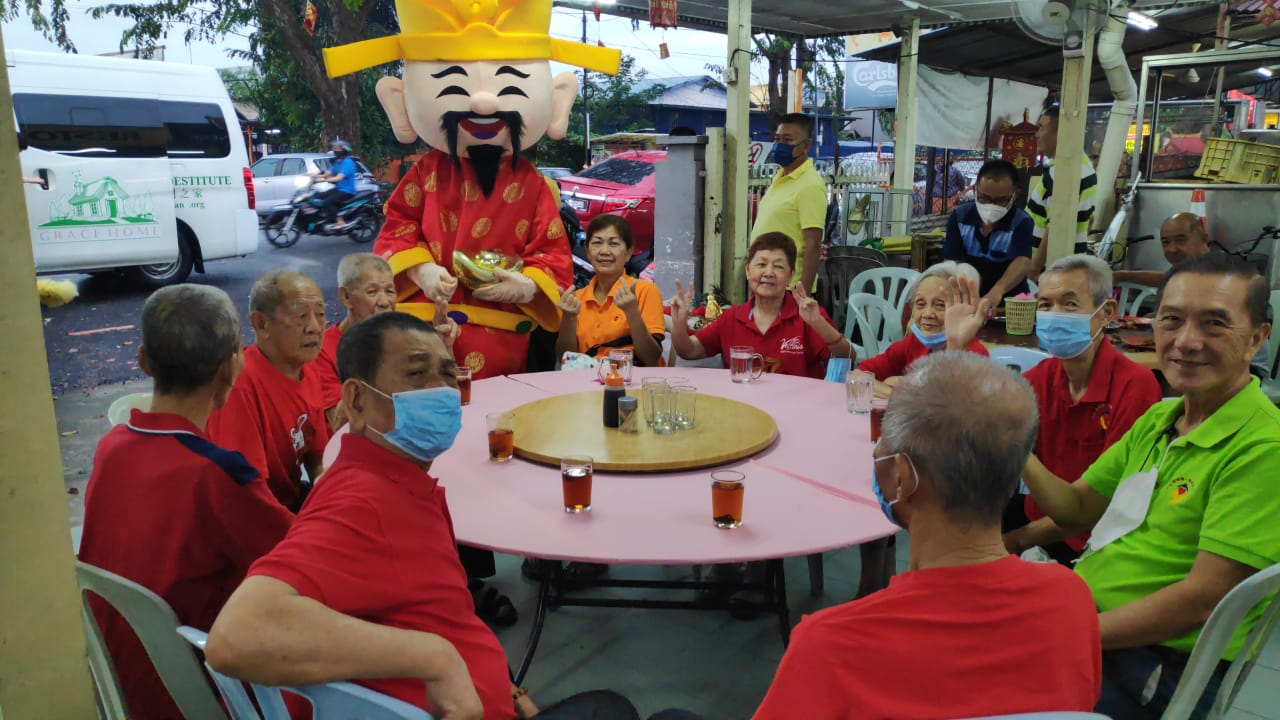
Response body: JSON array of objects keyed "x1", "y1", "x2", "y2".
[{"x1": 324, "y1": 0, "x2": 620, "y2": 378}]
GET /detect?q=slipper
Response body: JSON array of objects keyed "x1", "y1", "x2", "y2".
[
  {"x1": 468, "y1": 579, "x2": 518, "y2": 627},
  {"x1": 563, "y1": 562, "x2": 609, "y2": 582}
]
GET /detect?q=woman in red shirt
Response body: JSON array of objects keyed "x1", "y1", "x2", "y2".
[{"x1": 857, "y1": 260, "x2": 990, "y2": 394}]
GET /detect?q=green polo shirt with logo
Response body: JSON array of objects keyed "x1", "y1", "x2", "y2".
[{"x1": 1075, "y1": 378, "x2": 1280, "y2": 660}]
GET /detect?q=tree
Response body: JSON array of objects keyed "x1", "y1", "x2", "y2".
[
  {"x1": 3, "y1": 0, "x2": 396, "y2": 152},
  {"x1": 536, "y1": 55, "x2": 666, "y2": 171},
  {"x1": 751, "y1": 34, "x2": 845, "y2": 127}
]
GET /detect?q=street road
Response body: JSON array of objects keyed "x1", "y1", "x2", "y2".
[{"x1": 41, "y1": 232, "x2": 360, "y2": 397}]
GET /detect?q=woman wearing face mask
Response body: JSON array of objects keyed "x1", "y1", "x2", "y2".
[
  {"x1": 556, "y1": 215, "x2": 666, "y2": 367},
  {"x1": 855, "y1": 261, "x2": 991, "y2": 396}
]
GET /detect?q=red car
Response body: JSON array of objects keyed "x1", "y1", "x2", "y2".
[{"x1": 559, "y1": 150, "x2": 665, "y2": 263}]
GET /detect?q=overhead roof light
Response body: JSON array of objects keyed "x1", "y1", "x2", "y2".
[
  {"x1": 1126, "y1": 11, "x2": 1158, "y2": 31},
  {"x1": 1258, "y1": 67, "x2": 1274, "y2": 78}
]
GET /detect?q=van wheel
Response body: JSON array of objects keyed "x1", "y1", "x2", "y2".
[{"x1": 130, "y1": 233, "x2": 195, "y2": 288}]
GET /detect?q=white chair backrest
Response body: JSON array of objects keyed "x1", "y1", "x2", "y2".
[
  {"x1": 177, "y1": 626, "x2": 434, "y2": 720},
  {"x1": 1163, "y1": 562, "x2": 1280, "y2": 720},
  {"x1": 851, "y1": 266, "x2": 921, "y2": 320},
  {"x1": 989, "y1": 347, "x2": 1052, "y2": 373},
  {"x1": 76, "y1": 561, "x2": 227, "y2": 719},
  {"x1": 106, "y1": 392, "x2": 152, "y2": 426},
  {"x1": 1114, "y1": 282, "x2": 1156, "y2": 317},
  {"x1": 847, "y1": 293, "x2": 902, "y2": 359}
]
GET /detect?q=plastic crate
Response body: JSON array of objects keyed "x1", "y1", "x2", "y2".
[{"x1": 1195, "y1": 137, "x2": 1280, "y2": 184}]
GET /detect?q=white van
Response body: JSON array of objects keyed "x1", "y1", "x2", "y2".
[{"x1": 9, "y1": 50, "x2": 258, "y2": 287}]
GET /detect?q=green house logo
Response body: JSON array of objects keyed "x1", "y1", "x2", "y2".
[{"x1": 39, "y1": 172, "x2": 158, "y2": 229}]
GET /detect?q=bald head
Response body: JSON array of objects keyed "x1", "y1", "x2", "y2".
[
  {"x1": 250, "y1": 270, "x2": 321, "y2": 316},
  {"x1": 1160, "y1": 212, "x2": 1209, "y2": 266},
  {"x1": 881, "y1": 352, "x2": 1040, "y2": 524}
]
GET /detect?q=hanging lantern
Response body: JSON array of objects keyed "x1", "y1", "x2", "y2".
[
  {"x1": 650, "y1": 0, "x2": 678, "y2": 29},
  {"x1": 1000, "y1": 108, "x2": 1040, "y2": 169}
]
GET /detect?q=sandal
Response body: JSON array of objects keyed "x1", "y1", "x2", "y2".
[
  {"x1": 563, "y1": 562, "x2": 609, "y2": 582},
  {"x1": 468, "y1": 579, "x2": 518, "y2": 627}
]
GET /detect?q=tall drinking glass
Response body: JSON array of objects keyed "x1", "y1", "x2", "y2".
[
  {"x1": 641, "y1": 377, "x2": 667, "y2": 427},
  {"x1": 650, "y1": 384, "x2": 676, "y2": 435},
  {"x1": 846, "y1": 370, "x2": 873, "y2": 414},
  {"x1": 673, "y1": 385, "x2": 697, "y2": 430}
]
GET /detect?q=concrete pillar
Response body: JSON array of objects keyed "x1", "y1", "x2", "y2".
[
  {"x1": 1047, "y1": 8, "x2": 1097, "y2": 265},
  {"x1": 0, "y1": 30, "x2": 99, "y2": 719},
  {"x1": 654, "y1": 135, "x2": 707, "y2": 300},
  {"x1": 889, "y1": 15, "x2": 921, "y2": 235},
  {"x1": 702, "y1": 127, "x2": 726, "y2": 294},
  {"x1": 722, "y1": 0, "x2": 752, "y2": 303}
]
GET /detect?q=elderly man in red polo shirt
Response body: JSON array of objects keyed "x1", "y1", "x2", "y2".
[
  {"x1": 79, "y1": 284, "x2": 293, "y2": 720},
  {"x1": 976, "y1": 254, "x2": 1162, "y2": 563},
  {"x1": 207, "y1": 269, "x2": 330, "y2": 511},
  {"x1": 207, "y1": 312, "x2": 689, "y2": 720},
  {"x1": 310, "y1": 253, "x2": 397, "y2": 431}
]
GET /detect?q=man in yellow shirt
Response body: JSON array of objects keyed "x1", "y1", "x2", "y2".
[{"x1": 753, "y1": 113, "x2": 828, "y2": 291}]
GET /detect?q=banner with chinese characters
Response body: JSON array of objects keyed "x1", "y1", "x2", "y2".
[{"x1": 650, "y1": 0, "x2": 677, "y2": 29}]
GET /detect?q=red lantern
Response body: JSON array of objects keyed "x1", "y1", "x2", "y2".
[
  {"x1": 1001, "y1": 109, "x2": 1040, "y2": 170},
  {"x1": 650, "y1": 0, "x2": 678, "y2": 29}
]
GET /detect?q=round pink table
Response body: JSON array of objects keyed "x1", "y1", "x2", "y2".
[{"x1": 324, "y1": 367, "x2": 893, "y2": 682}]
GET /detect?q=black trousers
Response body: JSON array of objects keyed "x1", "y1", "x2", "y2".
[{"x1": 316, "y1": 188, "x2": 353, "y2": 222}]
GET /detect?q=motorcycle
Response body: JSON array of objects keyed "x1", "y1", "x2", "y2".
[{"x1": 263, "y1": 177, "x2": 385, "y2": 248}]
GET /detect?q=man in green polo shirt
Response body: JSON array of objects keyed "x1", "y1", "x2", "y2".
[
  {"x1": 752, "y1": 113, "x2": 828, "y2": 292},
  {"x1": 1023, "y1": 252, "x2": 1280, "y2": 720}
]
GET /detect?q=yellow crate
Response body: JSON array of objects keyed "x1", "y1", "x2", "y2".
[{"x1": 1195, "y1": 137, "x2": 1280, "y2": 184}]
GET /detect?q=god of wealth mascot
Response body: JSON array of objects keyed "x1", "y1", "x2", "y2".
[{"x1": 323, "y1": 0, "x2": 620, "y2": 378}]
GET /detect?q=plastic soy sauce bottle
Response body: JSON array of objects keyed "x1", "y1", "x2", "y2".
[{"x1": 603, "y1": 364, "x2": 625, "y2": 428}]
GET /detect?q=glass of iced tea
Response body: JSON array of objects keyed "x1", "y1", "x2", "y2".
[
  {"x1": 457, "y1": 367, "x2": 473, "y2": 406},
  {"x1": 710, "y1": 470, "x2": 745, "y2": 528},
  {"x1": 869, "y1": 399, "x2": 888, "y2": 442},
  {"x1": 486, "y1": 411, "x2": 514, "y2": 462},
  {"x1": 561, "y1": 455, "x2": 593, "y2": 513}
]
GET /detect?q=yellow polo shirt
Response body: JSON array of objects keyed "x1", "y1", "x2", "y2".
[{"x1": 751, "y1": 158, "x2": 828, "y2": 287}]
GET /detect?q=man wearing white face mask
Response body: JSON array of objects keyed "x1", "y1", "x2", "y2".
[
  {"x1": 1000, "y1": 255, "x2": 1161, "y2": 564},
  {"x1": 753, "y1": 352, "x2": 1100, "y2": 720},
  {"x1": 942, "y1": 160, "x2": 1037, "y2": 310}
]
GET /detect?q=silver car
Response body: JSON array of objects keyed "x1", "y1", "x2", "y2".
[{"x1": 250, "y1": 152, "x2": 380, "y2": 218}]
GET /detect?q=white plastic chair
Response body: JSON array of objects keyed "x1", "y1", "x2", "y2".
[
  {"x1": 177, "y1": 627, "x2": 434, "y2": 720},
  {"x1": 1162, "y1": 562, "x2": 1280, "y2": 720},
  {"x1": 846, "y1": 292, "x2": 903, "y2": 359},
  {"x1": 1114, "y1": 282, "x2": 1156, "y2": 317},
  {"x1": 851, "y1": 266, "x2": 921, "y2": 321},
  {"x1": 107, "y1": 392, "x2": 152, "y2": 426},
  {"x1": 76, "y1": 561, "x2": 227, "y2": 720},
  {"x1": 989, "y1": 347, "x2": 1052, "y2": 373}
]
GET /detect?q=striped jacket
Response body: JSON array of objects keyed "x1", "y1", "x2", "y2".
[{"x1": 1026, "y1": 157, "x2": 1097, "y2": 247}]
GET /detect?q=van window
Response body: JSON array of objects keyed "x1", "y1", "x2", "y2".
[
  {"x1": 161, "y1": 101, "x2": 231, "y2": 158},
  {"x1": 13, "y1": 93, "x2": 166, "y2": 158}
]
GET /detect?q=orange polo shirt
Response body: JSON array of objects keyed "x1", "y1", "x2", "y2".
[{"x1": 572, "y1": 275, "x2": 666, "y2": 361}]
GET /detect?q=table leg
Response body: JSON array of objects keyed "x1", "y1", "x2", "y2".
[
  {"x1": 515, "y1": 560, "x2": 555, "y2": 685},
  {"x1": 768, "y1": 558, "x2": 791, "y2": 646}
]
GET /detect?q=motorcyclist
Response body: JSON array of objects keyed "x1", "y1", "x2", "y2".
[{"x1": 312, "y1": 139, "x2": 358, "y2": 230}]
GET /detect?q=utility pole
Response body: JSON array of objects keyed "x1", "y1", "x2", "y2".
[{"x1": 582, "y1": 9, "x2": 591, "y2": 168}]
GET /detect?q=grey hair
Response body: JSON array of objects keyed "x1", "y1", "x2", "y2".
[
  {"x1": 908, "y1": 261, "x2": 981, "y2": 302},
  {"x1": 140, "y1": 284, "x2": 241, "y2": 394},
  {"x1": 337, "y1": 253, "x2": 392, "y2": 289},
  {"x1": 1042, "y1": 253, "x2": 1113, "y2": 307},
  {"x1": 249, "y1": 269, "x2": 316, "y2": 316},
  {"x1": 880, "y1": 351, "x2": 1040, "y2": 525}
]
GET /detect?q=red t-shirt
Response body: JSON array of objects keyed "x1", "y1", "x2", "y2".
[
  {"x1": 248, "y1": 434, "x2": 514, "y2": 720},
  {"x1": 1022, "y1": 341, "x2": 1162, "y2": 550},
  {"x1": 856, "y1": 333, "x2": 990, "y2": 382},
  {"x1": 207, "y1": 345, "x2": 330, "y2": 510},
  {"x1": 79, "y1": 410, "x2": 292, "y2": 720},
  {"x1": 309, "y1": 323, "x2": 344, "y2": 415},
  {"x1": 694, "y1": 294, "x2": 832, "y2": 379},
  {"x1": 753, "y1": 555, "x2": 1101, "y2": 720}
]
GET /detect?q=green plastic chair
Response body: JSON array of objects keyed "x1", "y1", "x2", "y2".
[{"x1": 76, "y1": 560, "x2": 227, "y2": 719}]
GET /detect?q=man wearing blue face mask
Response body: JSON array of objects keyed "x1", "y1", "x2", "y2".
[
  {"x1": 209, "y1": 312, "x2": 655, "y2": 720},
  {"x1": 1001, "y1": 255, "x2": 1161, "y2": 564},
  {"x1": 753, "y1": 352, "x2": 1101, "y2": 720},
  {"x1": 751, "y1": 113, "x2": 827, "y2": 292}
]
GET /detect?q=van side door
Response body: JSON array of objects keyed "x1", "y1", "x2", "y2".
[{"x1": 15, "y1": 93, "x2": 179, "y2": 273}]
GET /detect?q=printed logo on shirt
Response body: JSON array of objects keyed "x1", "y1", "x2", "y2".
[
  {"x1": 778, "y1": 336, "x2": 805, "y2": 355},
  {"x1": 1171, "y1": 478, "x2": 1194, "y2": 505},
  {"x1": 291, "y1": 413, "x2": 309, "y2": 453}
]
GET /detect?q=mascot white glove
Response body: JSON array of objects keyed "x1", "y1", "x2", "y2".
[
  {"x1": 472, "y1": 267, "x2": 537, "y2": 305},
  {"x1": 407, "y1": 262, "x2": 458, "y2": 304}
]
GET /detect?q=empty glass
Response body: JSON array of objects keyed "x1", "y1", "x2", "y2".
[
  {"x1": 606, "y1": 348, "x2": 634, "y2": 384},
  {"x1": 846, "y1": 370, "x2": 874, "y2": 414},
  {"x1": 649, "y1": 384, "x2": 677, "y2": 435},
  {"x1": 641, "y1": 377, "x2": 667, "y2": 427},
  {"x1": 672, "y1": 385, "x2": 697, "y2": 430}
]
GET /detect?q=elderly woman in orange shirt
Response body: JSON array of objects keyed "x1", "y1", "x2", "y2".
[{"x1": 556, "y1": 215, "x2": 666, "y2": 367}]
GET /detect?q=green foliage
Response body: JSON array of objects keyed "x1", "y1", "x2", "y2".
[{"x1": 537, "y1": 55, "x2": 665, "y2": 172}]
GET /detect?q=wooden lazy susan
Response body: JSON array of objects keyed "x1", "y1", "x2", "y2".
[{"x1": 510, "y1": 390, "x2": 778, "y2": 472}]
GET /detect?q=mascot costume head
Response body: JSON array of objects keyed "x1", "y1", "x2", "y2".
[{"x1": 324, "y1": 0, "x2": 620, "y2": 378}]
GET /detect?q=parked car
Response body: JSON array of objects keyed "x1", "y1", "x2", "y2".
[
  {"x1": 558, "y1": 150, "x2": 664, "y2": 271},
  {"x1": 250, "y1": 153, "x2": 380, "y2": 220},
  {"x1": 538, "y1": 166, "x2": 574, "y2": 181}
]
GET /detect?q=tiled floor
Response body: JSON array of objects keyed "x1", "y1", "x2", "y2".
[{"x1": 487, "y1": 535, "x2": 1280, "y2": 720}]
